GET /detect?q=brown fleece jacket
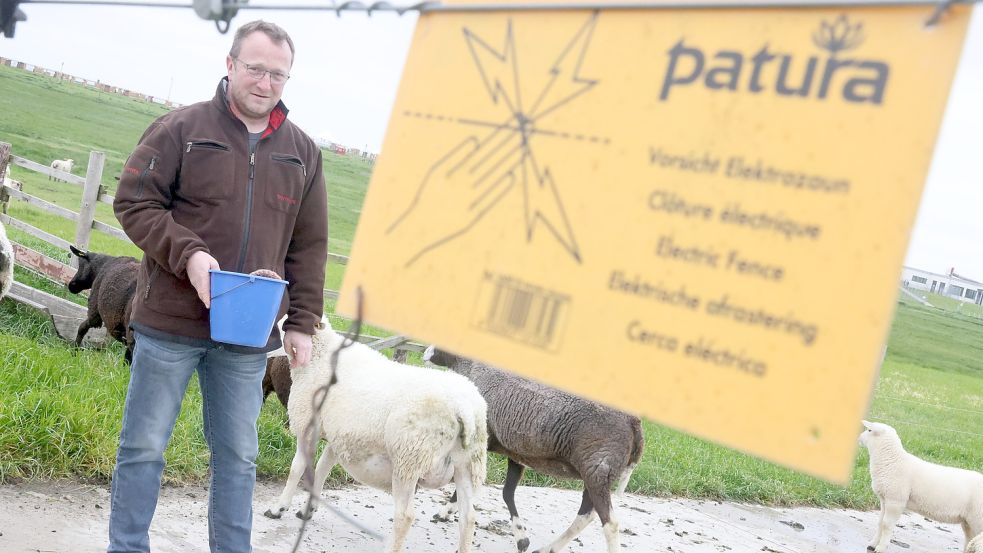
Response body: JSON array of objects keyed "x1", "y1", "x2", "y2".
[{"x1": 114, "y1": 78, "x2": 328, "y2": 351}]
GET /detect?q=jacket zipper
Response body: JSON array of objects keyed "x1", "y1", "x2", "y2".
[
  {"x1": 271, "y1": 154, "x2": 306, "y2": 177},
  {"x1": 135, "y1": 155, "x2": 157, "y2": 199},
  {"x1": 236, "y1": 149, "x2": 256, "y2": 272},
  {"x1": 144, "y1": 264, "x2": 161, "y2": 299},
  {"x1": 185, "y1": 140, "x2": 230, "y2": 153}
]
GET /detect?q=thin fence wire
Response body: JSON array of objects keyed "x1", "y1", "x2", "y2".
[
  {"x1": 869, "y1": 391, "x2": 983, "y2": 438},
  {"x1": 866, "y1": 416, "x2": 983, "y2": 439},
  {"x1": 875, "y1": 394, "x2": 983, "y2": 416},
  {"x1": 20, "y1": 0, "x2": 983, "y2": 15}
]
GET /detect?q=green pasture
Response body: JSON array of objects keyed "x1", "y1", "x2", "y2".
[{"x1": 1, "y1": 62, "x2": 981, "y2": 510}]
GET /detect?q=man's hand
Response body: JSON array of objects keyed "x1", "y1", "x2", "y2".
[
  {"x1": 284, "y1": 330, "x2": 312, "y2": 367},
  {"x1": 187, "y1": 251, "x2": 220, "y2": 308}
]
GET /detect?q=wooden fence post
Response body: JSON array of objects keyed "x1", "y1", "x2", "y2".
[
  {"x1": 0, "y1": 142, "x2": 10, "y2": 215},
  {"x1": 0, "y1": 141, "x2": 10, "y2": 178},
  {"x1": 74, "y1": 150, "x2": 105, "y2": 261}
]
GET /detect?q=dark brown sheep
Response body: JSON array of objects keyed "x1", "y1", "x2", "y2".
[
  {"x1": 425, "y1": 347, "x2": 645, "y2": 553},
  {"x1": 262, "y1": 355, "x2": 292, "y2": 408},
  {"x1": 67, "y1": 245, "x2": 139, "y2": 363}
]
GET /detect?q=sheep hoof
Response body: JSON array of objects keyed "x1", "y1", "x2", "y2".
[
  {"x1": 432, "y1": 503, "x2": 458, "y2": 523},
  {"x1": 516, "y1": 537, "x2": 530, "y2": 552},
  {"x1": 263, "y1": 508, "x2": 283, "y2": 519},
  {"x1": 296, "y1": 508, "x2": 314, "y2": 520},
  {"x1": 866, "y1": 548, "x2": 875, "y2": 552}
]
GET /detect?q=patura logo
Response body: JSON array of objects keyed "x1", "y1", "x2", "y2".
[{"x1": 659, "y1": 15, "x2": 888, "y2": 104}]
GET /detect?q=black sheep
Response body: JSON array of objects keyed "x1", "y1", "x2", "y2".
[
  {"x1": 67, "y1": 245, "x2": 139, "y2": 363},
  {"x1": 425, "y1": 347, "x2": 645, "y2": 553}
]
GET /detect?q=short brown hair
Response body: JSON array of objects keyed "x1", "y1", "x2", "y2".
[{"x1": 230, "y1": 20, "x2": 295, "y2": 64}]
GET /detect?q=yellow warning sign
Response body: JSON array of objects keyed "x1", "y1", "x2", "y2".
[{"x1": 338, "y1": 6, "x2": 971, "y2": 482}]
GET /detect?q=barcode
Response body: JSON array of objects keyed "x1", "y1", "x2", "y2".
[{"x1": 473, "y1": 273, "x2": 570, "y2": 351}]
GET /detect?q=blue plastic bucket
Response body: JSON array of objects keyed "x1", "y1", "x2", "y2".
[{"x1": 209, "y1": 269, "x2": 288, "y2": 347}]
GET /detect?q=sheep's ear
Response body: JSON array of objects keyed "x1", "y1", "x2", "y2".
[{"x1": 70, "y1": 245, "x2": 87, "y2": 258}]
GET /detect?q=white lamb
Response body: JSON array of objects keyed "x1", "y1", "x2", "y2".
[
  {"x1": 0, "y1": 218, "x2": 12, "y2": 301},
  {"x1": 859, "y1": 420, "x2": 983, "y2": 552},
  {"x1": 264, "y1": 320, "x2": 488, "y2": 553},
  {"x1": 2, "y1": 170, "x2": 22, "y2": 191},
  {"x1": 49, "y1": 158, "x2": 74, "y2": 181}
]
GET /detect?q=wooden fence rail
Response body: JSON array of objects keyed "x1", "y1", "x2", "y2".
[
  {"x1": 10, "y1": 155, "x2": 86, "y2": 187},
  {"x1": 0, "y1": 213, "x2": 73, "y2": 251},
  {"x1": 0, "y1": 141, "x2": 420, "y2": 354}
]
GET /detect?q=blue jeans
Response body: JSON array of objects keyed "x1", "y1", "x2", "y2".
[{"x1": 108, "y1": 332, "x2": 267, "y2": 553}]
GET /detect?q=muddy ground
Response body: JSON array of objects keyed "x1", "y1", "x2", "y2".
[{"x1": 0, "y1": 479, "x2": 966, "y2": 552}]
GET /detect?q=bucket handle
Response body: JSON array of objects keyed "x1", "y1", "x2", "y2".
[{"x1": 210, "y1": 274, "x2": 258, "y2": 301}]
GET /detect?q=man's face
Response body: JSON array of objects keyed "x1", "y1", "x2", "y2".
[{"x1": 226, "y1": 31, "x2": 293, "y2": 121}]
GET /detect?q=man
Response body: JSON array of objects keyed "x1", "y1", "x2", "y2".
[{"x1": 109, "y1": 20, "x2": 327, "y2": 552}]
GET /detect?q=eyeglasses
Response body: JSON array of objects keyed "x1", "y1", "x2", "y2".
[{"x1": 233, "y1": 58, "x2": 290, "y2": 85}]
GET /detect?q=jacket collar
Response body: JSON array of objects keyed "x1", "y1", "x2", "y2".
[{"x1": 214, "y1": 77, "x2": 289, "y2": 139}]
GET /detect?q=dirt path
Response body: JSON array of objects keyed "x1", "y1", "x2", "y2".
[{"x1": 0, "y1": 479, "x2": 966, "y2": 552}]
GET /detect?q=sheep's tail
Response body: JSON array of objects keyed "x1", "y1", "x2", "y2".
[
  {"x1": 628, "y1": 416, "x2": 644, "y2": 467},
  {"x1": 457, "y1": 403, "x2": 488, "y2": 492},
  {"x1": 615, "y1": 416, "x2": 645, "y2": 496},
  {"x1": 968, "y1": 532, "x2": 983, "y2": 553}
]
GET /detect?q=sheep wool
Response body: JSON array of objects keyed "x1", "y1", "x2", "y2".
[
  {"x1": 50, "y1": 158, "x2": 74, "y2": 175},
  {"x1": 1, "y1": 172, "x2": 22, "y2": 191},
  {"x1": 49, "y1": 159, "x2": 75, "y2": 182},
  {"x1": 426, "y1": 347, "x2": 645, "y2": 553},
  {"x1": 0, "y1": 219, "x2": 13, "y2": 301},
  {"x1": 261, "y1": 355, "x2": 292, "y2": 409},
  {"x1": 67, "y1": 246, "x2": 139, "y2": 361},
  {"x1": 860, "y1": 420, "x2": 983, "y2": 552},
  {"x1": 266, "y1": 323, "x2": 488, "y2": 553},
  {"x1": 969, "y1": 532, "x2": 983, "y2": 553}
]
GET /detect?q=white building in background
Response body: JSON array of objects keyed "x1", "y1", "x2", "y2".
[{"x1": 901, "y1": 266, "x2": 983, "y2": 305}]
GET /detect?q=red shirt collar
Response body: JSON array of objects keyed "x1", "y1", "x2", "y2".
[{"x1": 263, "y1": 104, "x2": 287, "y2": 139}]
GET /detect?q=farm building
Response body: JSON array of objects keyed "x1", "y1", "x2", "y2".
[{"x1": 901, "y1": 266, "x2": 983, "y2": 304}]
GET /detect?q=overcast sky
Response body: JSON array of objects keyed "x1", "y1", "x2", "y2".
[{"x1": 0, "y1": 3, "x2": 980, "y2": 278}]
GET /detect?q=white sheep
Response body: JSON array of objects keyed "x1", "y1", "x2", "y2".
[
  {"x1": 264, "y1": 321, "x2": 488, "y2": 553},
  {"x1": 2, "y1": 169, "x2": 22, "y2": 191},
  {"x1": 859, "y1": 420, "x2": 983, "y2": 552},
  {"x1": 49, "y1": 158, "x2": 74, "y2": 181},
  {"x1": 969, "y1": 532, "x2": 983, "y2": 553},
  {"x1": 0, "y1": 218, "x2": 13, "y2": 301},
  {"x1": 0, "y1": 218, "x2": 14, "y2": 300}
]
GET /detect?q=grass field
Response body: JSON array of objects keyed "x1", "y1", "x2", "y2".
[{"x1": 2, "y1": 62, "x2": 982, "y2": 510}]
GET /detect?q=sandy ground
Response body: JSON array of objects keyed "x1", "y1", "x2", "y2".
[{"x1": 0, "y1": 479, "x2": 967, "y2": 553}]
